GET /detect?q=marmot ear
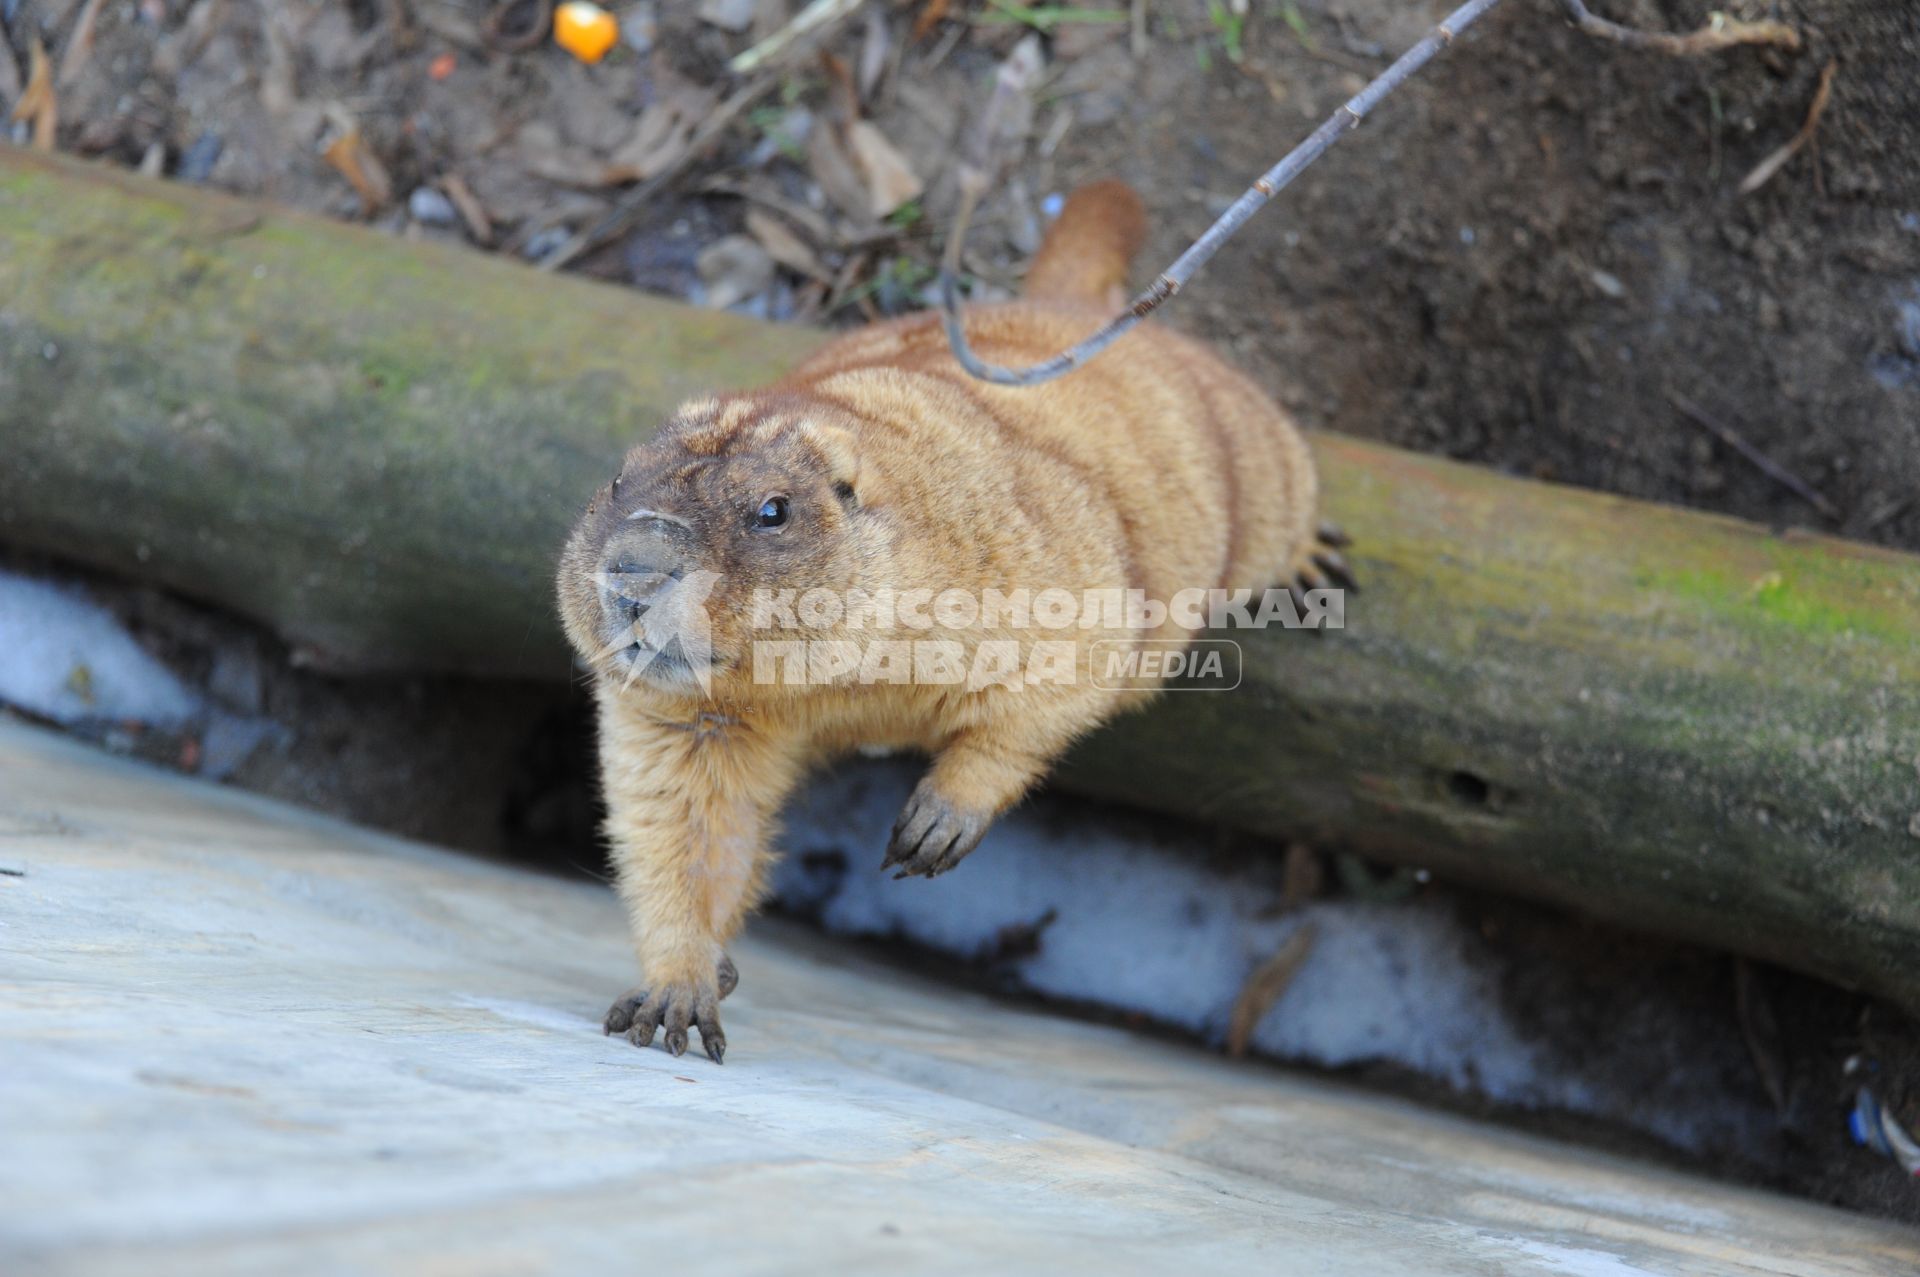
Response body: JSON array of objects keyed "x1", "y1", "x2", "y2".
[{"x1": 803, "y1": 422, "x2": 868, "y2": 508}]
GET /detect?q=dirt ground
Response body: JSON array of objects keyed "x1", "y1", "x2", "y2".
[
  {"x1": 15, "y1": 0, "x2": 1916, "y2": 549},
  {"x1": 5, "y1": 0, "x2": 1918, "y2": 1225}
]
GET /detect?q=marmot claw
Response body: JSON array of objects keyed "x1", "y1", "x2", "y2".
[
  {"x1": 603, "y1": 955, "x2": 736, "y2": 1063},
  {"x1": 882, "y1": 787, "x2": 990, "y2": 880}
]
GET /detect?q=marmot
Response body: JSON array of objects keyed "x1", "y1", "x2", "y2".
[{"x1": 556, "y1": 181, "x2": 1341, "y2": 1061}]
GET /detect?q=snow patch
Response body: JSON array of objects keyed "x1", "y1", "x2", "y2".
[
  {"x1": 0, "y1": 569, "x2": 199, "y2": 727},
  {"x1": 772, "y1": 759, "x2": 1772, "y2": 1155},
  {"x1": 775, "y1": 761, "x2": 1573, "y2": 1103}
]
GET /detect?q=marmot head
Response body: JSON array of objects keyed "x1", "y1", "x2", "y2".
[{"x1": 557, "y1": 393, "x2": 875, "y2": 697}]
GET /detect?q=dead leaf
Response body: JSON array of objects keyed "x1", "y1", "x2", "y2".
[
  {"x1": 806, "y1": 122, "x2": 876, "y2": 224},
  {"x1": 323, "y1": 125, "x2": 394, "y2": 212},
  {"x1": 601, "y1": 72, "x2": 718, "y2": 185},
  {"x1": 845, "y1": 120, "x2": 922, "y2": 218},
  {"x1": 746, "y1": 207, "x2": 831, "y2": 282},
  {"x1": 11, "y1": 37, "x2": 58, "y2": 152}
]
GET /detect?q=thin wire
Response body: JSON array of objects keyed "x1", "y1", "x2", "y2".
[{"x1": 937, "y1": 0, "x2": 1506, "y2": 387}]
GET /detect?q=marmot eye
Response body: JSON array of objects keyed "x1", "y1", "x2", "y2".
[{"x1": 754, "y1": 495, "x2": 791, "y2": 529}]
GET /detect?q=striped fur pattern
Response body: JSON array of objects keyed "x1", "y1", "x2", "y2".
[{"x1": 555, "y1": 181, "x2": 1323, "y2": 1061}]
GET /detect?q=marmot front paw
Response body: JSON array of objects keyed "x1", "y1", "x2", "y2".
[
  {"x1": 603, "y1": 953, "x2": 737, "y2": 1063},
  {"x1": 882, "y1": 785, "x2": 991, "y2": 880}
]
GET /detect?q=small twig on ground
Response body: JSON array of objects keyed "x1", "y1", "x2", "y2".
[
  {"x1": 939, "y1": 0, "x2": 1503, "y2": 387},
  {"x1": 55, "y1": 0, "x2": 105, "y2": 87},
  {"x1": 1557, "y1": 0, "x2": 1800, "y2": 56},
  {"x1": 732, "y1": 0, "x2": 868, "y2": 75},
  {"x1": 1226, "y1": 925, "x2": 1317, "y2": 1058},
  {"x1": 535, "y1": 78, "x2": 781, "y2": 273},
  {"x1": 11, "y1": 35, "x2": 56, "y2": 152},
  {"x1": 1738, "y1": 59, "x2": 1837, "y2": 196},
  {"x1": 1668, "y1": 390, "x2": 1839, "y2": 520},
  {"x1": 441, "y1": 173, "x2": 495, "y2": 245}
]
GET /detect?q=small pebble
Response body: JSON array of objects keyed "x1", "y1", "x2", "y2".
[
  {"x1": 1590, "y1": 269, "x2": 1625, "y2": 300},
  {"x1": 408, "y1": 186, "x2": 458, "y2": 227},
  {"x1": 523, "y1": 226, "x2": 572, "y2": 261},
  {"x1": 1895, "y1": 295, "x2": 1920, "y2": 361},
  {"x1": 177, "y1": 133, "x2": 223, "y2": 183}
]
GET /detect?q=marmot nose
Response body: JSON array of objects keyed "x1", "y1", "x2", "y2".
[
  {"x1": 597, "y1": 526, "x2": 690, "y2": 627},
  {"x1": 600, "y1": 559, "x2": 682, "y2": 621}
]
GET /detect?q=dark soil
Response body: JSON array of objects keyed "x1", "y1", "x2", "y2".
[
  {"x1": 4, "y1": 0, "x2": 1917, "y2": 1228},
  {"x1": 1082, "y1": 0, "x2": 1920, "y2": 553}
]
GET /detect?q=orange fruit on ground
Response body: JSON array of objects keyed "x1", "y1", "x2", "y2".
[{"x1": 553, "y1": 2, "x2": 619, "y2": 64}]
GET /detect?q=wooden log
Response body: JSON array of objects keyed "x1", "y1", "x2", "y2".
[
  {"x1": 2, "y1": 150, "x2": 1917, "y2": 1009},
  {"x1": 0, "y1": 149, "x2": 824, "y2": 677}
]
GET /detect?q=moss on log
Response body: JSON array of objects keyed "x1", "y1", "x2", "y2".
[
  {"x1": 2, "y1": 150, "x2": 1917, "y2": 1008},
  {"x1": 0, "y1": 150, "x2": 822, "y2": 676}
]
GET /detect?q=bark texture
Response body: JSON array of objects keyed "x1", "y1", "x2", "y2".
[{"x1": 2, "y1": 150, "x2": 1916, "y2": 1007}]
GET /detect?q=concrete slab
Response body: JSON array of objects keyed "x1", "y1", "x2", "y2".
[{"x1": 1, "y1": 721, "x2": 1913, "y2": 1276}]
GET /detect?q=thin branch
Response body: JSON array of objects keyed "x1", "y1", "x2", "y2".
[
  {"x1": 534, "y1": 77, "x2": 781, "y2": 273},
  {"x1": 938, "y1": 0, "x2": 1505, "y2": 388},
  {"x1": 1557, "y1": 0, "x2": 1800, "y2": 57},
  {"x1": 1738, "y1": 58, "x2": 1836, "y2": 195},
  {"x1": 1668, "y1": 390, "x2": 1838, "y2": 520},
  {"x1": 730, "y1": 0, "x2": 867, "y2": 76}
]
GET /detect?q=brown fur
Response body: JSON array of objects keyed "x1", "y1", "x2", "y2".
[{"x1": 556, "y1": 181, "x2": 1323, "y2": 1061}]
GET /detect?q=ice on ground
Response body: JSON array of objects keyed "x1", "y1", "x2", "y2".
[
  {"x1": 0, "y1": 569, "x2": 199, "y2": 728},
  {"x1": 773, "y1": 758, "x2": 1767, "y2": 1159}
]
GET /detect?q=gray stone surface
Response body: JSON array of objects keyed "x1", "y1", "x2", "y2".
[{"x1": 1, "y1": 721, "x2": 1913, "y2": 1276}]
